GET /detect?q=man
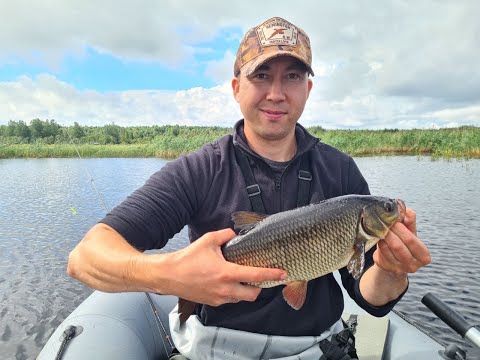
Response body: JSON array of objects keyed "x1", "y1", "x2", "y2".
[{"x1": 68, "y1": 16, "x2": 431, "y2": 359}]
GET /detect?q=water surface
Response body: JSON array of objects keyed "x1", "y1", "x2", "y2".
[{"x1": 0, "y1": 157, "x2": 478, "y2": 359}]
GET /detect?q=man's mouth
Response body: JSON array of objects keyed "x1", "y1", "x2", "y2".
[{"x1": 261, "y1": 109, "x2": 287, "y2": 120}]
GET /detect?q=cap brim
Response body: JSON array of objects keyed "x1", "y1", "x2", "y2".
[{"x1": 242, "y1": 51, "x2": 314, "y2": 77}]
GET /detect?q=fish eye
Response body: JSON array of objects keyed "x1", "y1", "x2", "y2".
[{"x1": 384, "y1": 201, "x2": 393, "y2": 212}]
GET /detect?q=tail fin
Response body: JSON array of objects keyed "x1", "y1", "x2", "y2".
[{"x1": 178, "y1": 298, "x2": 197, "y2": 324}]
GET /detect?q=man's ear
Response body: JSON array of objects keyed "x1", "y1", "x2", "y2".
[
  {"x1": 306, "y1": 78, "x2": 313, "y2": 99},
  {"x1": 232, "y1": 77, "x2": 240, "y2": 102}
]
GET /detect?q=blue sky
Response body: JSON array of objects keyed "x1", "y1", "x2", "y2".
[
  {"x1": 15, "y1": 47, "x2": 219, "y2": 91},
  {"x1": 0, "y1": 1, "x2": 479, "y2": 129},
  {"x1": 0, "y1": 26, "x2": 243, "y2": 91}
]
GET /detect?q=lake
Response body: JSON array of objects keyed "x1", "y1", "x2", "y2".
[{"x1": 0, "y1": 156, "x2": 479, "y2": 359}]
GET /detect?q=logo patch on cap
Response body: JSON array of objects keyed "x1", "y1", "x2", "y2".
[
  {"x1": 256, "y1": 17, "x2": 298, "y2": 47},
  {"x1": 233, "y1": 16, "x2": 314, "y2": 77}
]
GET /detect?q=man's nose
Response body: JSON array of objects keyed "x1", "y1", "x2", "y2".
[{"x1": 266, "y1": 78, "x2": 286, "y2": 102}]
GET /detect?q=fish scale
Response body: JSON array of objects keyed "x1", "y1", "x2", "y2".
[
  {"x1": 223, "y1": 195, "x2": 405, "y2": 288},
  {"x1": 178, "y1": 195, "x2": 405, "y2": 321}
]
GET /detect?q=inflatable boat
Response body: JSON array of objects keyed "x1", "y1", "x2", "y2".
[{"x1": 37, "y1": 276, "x2": 480, "y2": 359}]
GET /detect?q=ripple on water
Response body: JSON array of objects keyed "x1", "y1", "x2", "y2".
[
  {"x1": 16, "y1": 344, "x2": 28, "y2": 360},
  {"x1": 1, "y1": 157, "x2": 479, "y2": 358},
  {"x1": 1, "y1": 324, "x2": 12, "y2": 341}
]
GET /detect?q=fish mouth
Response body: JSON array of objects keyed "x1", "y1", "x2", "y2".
[{"x1": 396, "y1": 199, "x2": 406, "y2": 223}]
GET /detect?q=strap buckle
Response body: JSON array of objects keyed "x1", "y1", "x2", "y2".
[
  {"x1": 246, "y1": 184, "x2": 261, "y2": 197},
  {"x1": 298, "y1": 170, "x2": 312, "y2": 181}
]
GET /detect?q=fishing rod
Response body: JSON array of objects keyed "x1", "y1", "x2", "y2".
[
  {"x1": 65, "y1": 128, "x2": 175, "y2": 356},
  {"x1": 422, "y1": 293, "x2": 480, "y2": 357}
]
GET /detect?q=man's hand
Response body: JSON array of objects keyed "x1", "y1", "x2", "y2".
[
  {"x1": 150, "y1": 229, "x2": 287, "y2": 306},
  {"x1": 360, "y1": 208, "x2": 431, "y2": 306},
  {"x1": 373, "y1": 208, "x2": 431, "y2": 275}
]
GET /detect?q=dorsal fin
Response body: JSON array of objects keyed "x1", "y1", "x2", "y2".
[{"x1": 232, "y1": 211, "x2": 269, "y2": 232}]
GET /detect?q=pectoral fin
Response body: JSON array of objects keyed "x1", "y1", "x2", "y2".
[
  {"x1": 232, "y1": 211, "x2": 269, "y2": 233},
  {"x1": 282, "y1": 281, "x2": 308, "y2": 310},
  {"x1": 178, "y1": 298, "x2": 197, "y2": 324},
  {"x1": 347, "y1": 241, "x2": 366, "y2": 280},
  {"x1": 347, "y1": 206, "x2": 381, "y2": 280}
]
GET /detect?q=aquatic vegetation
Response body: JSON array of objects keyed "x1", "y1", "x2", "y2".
[{"x1": 0, "y1": 121, "x2": 478, "y2": 159}]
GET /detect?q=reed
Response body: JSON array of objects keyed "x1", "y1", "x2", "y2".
[
  {"x1": 1, "y1": 126, "x2": 478, "y2": 159},
  {"x1": 310, "y1": 127, "x2": 480, "y2": 159}
]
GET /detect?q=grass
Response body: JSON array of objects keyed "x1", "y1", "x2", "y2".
[
  {"x1": 310, "y1": 127, "x2": 480, "y2": 159},
  {"x1": 0, "y1": 126, "x2": 478, "y2": 159}
]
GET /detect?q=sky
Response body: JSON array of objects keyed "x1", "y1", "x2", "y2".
[{"x1": 0, "y1": 0, "x2": 479, "y2": 129}]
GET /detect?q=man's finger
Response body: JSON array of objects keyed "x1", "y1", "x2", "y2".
[
  {"x1": 210, "y1": 228, "x2": 237, "y2": 246},
  {"x1": 388, "y1": 222, "x2": 430, "y2": 265},
  {"x1": 226, "y1": 296, "x2": 240, "y2": 304},
  {"x1": 383, "y1": 226, "x2": 416, "y2": 263},
  {"x1": 375, "y1": 240, "x2": 401, "y2": 266},
  {"x1": 228, "y1": 284, "x2": 263, "y2": 303},
  {"x1": 403, "y1": 208, "x2": 417, "y2": 235},
  {"x1": 229, "y1": 263, "x2": 287, "y2": 284}
]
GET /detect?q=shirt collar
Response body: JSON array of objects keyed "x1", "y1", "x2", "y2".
[{"x1": 232, "y1": 119, "x2": 319, "y2": 160}]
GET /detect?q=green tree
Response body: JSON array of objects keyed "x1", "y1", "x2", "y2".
[
  {"x1": 43, "y1": 119, "x2": 61, "y2": 138},
  {"x1": 30, "y1": 118, "x2": 45, "y2": 139},
  {"x1": 103, "y1": 123, "x2": 121, "y2": 144},
  {"x1": 8, "y1": 120, "x2": 31, "y2": 140},
  {"x1": 71, "y1": 122, "x2": 85, "y2": 139}
]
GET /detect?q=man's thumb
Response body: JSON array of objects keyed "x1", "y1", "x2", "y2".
[{"x1": 212, "y1": 228, "x2": 237, "y2": 246}]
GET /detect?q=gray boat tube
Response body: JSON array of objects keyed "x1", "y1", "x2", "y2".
[
  {"x1": 39, "y1": 283, "x2": 448, "y2": 359},
  {"x1": 422, "y1": 293, "x2": 480, "y2": 350},
  {"x1": 37, "y1": 291, "x2": 175, "y2": 360}
]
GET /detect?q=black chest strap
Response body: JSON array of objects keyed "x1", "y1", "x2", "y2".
[
  {"x1": 297, "y1": 151, "x2": 312, "y2": 208},
  {"x1": 234, "y1": 146, "x2": 312, "y2": 213},
  {"x1": 234, "y1": 146, "x2": 267, "y2": 214}
]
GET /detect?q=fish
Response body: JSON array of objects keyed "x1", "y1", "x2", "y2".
[{"x1": 178, "y1": 194, "x2": 406, "y2": 322}]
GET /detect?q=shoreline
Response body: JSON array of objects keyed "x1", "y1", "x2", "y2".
[
  {"x1": 0, "y1": 143, "x2": 478, "y2": 159},
  {"x1": 1, "y1": 126, "x2": 479, "y2": 159}
]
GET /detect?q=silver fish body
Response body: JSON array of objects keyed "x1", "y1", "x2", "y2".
[
  {"x1": 222, "y1": 195, "x2": 406, "y2": 287},
  {"x1": 178, "y1": 195, "x2": 406, "y2": 321}
]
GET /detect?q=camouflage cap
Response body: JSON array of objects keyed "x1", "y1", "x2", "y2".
[{"x1": 234, "y1": 17, "x2": 314, "y2": 77}]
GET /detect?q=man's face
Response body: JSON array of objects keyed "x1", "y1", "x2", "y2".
[{"x1": 232, "y1": 56, "x2": 313, "y2": 143}]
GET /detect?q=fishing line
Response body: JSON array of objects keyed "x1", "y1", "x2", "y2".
[
  {"x1": 65, "y1": 129, "x2": 109, "y2": 212},
  {"x1": 64, "y1": 127, "x2": 174, "y2": 355}
]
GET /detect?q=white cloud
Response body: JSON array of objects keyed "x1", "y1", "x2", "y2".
[
  {"x1": 1, "y1": 74, "x2": 478, "y2": 129},
  {"x1": 0, "y1": 74, "x2": 242, "y2": 127},
  {"x1": 0, "y1": 1, "x2": 479, "y2": 128},
  {"x1": 425, "y1": 106, "x2": 480, "y2": 123},
  {"x1": 204, "y1": 51, "x2": 236, "y2": 84}
]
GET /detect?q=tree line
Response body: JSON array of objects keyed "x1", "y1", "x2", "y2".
[
  {"x1": 2, "y1": 118, "x2": 478, "y2": 159},
  {"x1": 0, "y1": 119, "x2": 231, "y2": 145}
]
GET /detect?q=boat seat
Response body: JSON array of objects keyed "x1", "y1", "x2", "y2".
[{"x1": 342, "y1": 313, "x2": 390, "y2": 360}]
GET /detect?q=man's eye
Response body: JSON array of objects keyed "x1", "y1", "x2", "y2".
[
  {"x1": 254, "y1": 73, "x2": 268, "y2": 79},
  {"x1": 287, "y1": 73, "x2": 301, "y2": 80}
]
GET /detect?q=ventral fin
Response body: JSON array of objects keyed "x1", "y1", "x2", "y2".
[
  {"x1": 178, "y1": 298, "x2": 197, "y2": 325},
  {"x1": 282, "y1": 281, "x2": 308, "y2": 310},
  {"x1": 232, "y1": 211, "x2": 269, "y2": 233},
  {"x1": 347, "y1": 241, "x2": 366, "y2": 280}
]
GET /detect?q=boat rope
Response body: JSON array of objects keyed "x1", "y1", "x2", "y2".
[
  {"x1": 55, "y1": 325, "x2": 77, "y2": 360},
  {"x1": 65, "y1": 127, "x2": 174, "y2": 357}
]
